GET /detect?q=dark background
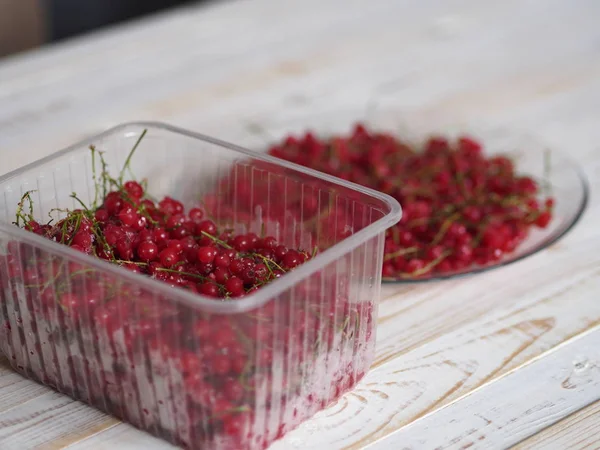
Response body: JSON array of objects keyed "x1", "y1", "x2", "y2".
[
  {"x1": 0, "y1": 0, "x2": 202, "y2": 58},
  {"x1": 49, "y1": 0, "x2": 199, "y2": 41}
]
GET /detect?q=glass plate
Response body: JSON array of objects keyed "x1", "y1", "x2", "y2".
[{"x1": 228, "y1": 108, "x2": 589, "y2": 283}]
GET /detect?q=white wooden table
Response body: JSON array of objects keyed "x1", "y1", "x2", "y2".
[{"x1": 1, "y1": 0, "x2": 600, "y2": 448}]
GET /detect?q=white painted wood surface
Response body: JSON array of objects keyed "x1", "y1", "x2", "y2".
[
  {"x1": 366, "y1": 326, "x2": 600, "y2": 450},
  {"x1": 1, "y1": 0, "x2": 600, "y2": 448},
  {"x1": 514, "y1": 399, "x2": 600, "y2": 450}
]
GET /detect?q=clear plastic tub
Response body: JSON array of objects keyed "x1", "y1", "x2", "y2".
[{"x1": 0, "y1": 122, "x2": 401, "y2": 450}]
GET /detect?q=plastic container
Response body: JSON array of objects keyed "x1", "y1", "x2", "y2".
[{"x1": 0, "y1": 122, "x2": 401, "y2": 449}]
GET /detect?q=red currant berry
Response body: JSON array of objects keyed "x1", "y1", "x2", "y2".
[
  {"x1": 225, "y1": 277, "x2": 245, "y2": 297},
  {"x1": 137, "y1": 241, "x2": 159, "y2": 262},
  {"x1": 535, "y1": 211, "x2": 552, "y2": 228},
  {"x1": 118, "y1": 206, "x2": 140, "y2": 227},
  {"x1": 196, "y1": 246, "x2": 217, "y2": 265},
  {"x1": 124, "y1": 181, "x2": 144, "y2": 199},
  {"x1": 188, "y1": 207, "x2": 204, "y2": 223},
  {"x1": 282, "y1": 250, "x2": 301, "y2": 269},
  {"x1": 159, "y1": 248, "x2": 180, "y2": 268},
  {"x1": 195, "y1": 220, "x2": 217, "y2": 236},
  {"x1": 214, "y1": 253, "x2": 231, "y2": 268},
  {"x1": 198, "y1": 282, "x2": 219, "y2": 297}
]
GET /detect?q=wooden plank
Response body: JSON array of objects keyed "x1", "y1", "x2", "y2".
[
  {"x1": 0, "y1": 371, "x2": 51, "y2": 413},
  {"x1": 64, "y1": 424, "x2": 174, "y2": 450},
  {"x1": 366, "y1": 325, "x2": 600, "y2": 449},
  {"x1": 513, "y1": 400, "x2": 600, "y2": 450},
  {"x1": 0, "y1": 390, "x2": 117, "y2": 450}
]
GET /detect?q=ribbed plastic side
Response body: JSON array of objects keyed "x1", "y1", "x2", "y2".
[{"x1": 0, "y1": 124, "x2": 395, "y2": 449}]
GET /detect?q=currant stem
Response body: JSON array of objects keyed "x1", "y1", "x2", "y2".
[
  {"x1": 14, "y1": 191, "x2": 36, "y2": 227},
  {"x1": 199, "y1": 231, "x2": 232, "y2": 249},
  {"x1": 155, "y1": 267, "x2": 212, "y2": 283},
  {"x1": 431, "y1": 212, "x2": 460, "y2": 246},
  {"x1": 399, "y1": 250, "x2": 451, "y2": 278},
  {"x1": 119, "y1": 128, "x2": 147, "y2": 186},
  {"x1": 383, "y1": 246, "x2": 418, "y2": 261}
]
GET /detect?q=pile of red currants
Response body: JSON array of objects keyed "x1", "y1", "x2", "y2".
[{"x1": 267, "y1": 124, "x2": 555, "y2": 279}]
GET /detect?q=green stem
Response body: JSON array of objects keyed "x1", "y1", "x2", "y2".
[
  {"x1": 90, "y1": 145, "x2": 100, "y2": 210},
  {"x1": 70, "y1": 192, "x2": 91, "y2": 213},
  {"x1": 383, "y1": 246, "x2": 419, "y2": 261},
  {"x1": 431, "y1": 212, "x2": 460, "y2": 246},
  {"x1": 253, "y1": 253, "x2": 285, "y2": 273},
  {"x1": 115, "y1": 260, "x2": 148, "y2": 266},
  {"x1": 155, "y1": 267, "x2": 211, "y2": 282},
  {"x1": 199, "y1": 231, "x2": 232, "y2": 249},
  {"x1": 14, "y1": 191, "x2": 36, "y2": 227},
  {"x1": 119, "y1": 128, "x2": 147, "y2": 185},
  {"x1": 398, "y1": 250, "x2": 451, "y2": 278}
]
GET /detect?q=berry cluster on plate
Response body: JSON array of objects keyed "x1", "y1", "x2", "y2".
[{"x1": 267, "y1": 124, "x2": 555, "y2": 279}]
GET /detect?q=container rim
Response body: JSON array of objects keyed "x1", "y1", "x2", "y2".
[{"x1": 0, "y1": 121, "x2": 402, "y2": 314}]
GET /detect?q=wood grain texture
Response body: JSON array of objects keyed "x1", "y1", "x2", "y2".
[
  {"x1": 1, "y1": 0, "x2": 600, "y2": 448},
  {"x1": 513, "y1": 399, "x2": 600, "y2": 450},
  {"x1": 367, "y1": 325, "x2": 600, "y2": 449}
]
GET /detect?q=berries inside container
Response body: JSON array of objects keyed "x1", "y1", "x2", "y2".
[
  {"x1": 12, "y1": 151, "x2": 316, "y2": 299},
  {"x1": 265, "y1": 124, "x2": 562, "y2": 280},
  {"x1": 0, "y1": 124, "x2": 400, "y2": 449}
]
